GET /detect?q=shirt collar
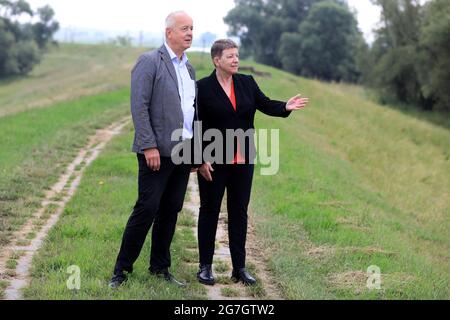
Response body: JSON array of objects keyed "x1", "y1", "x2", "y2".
[{"x1": 164, "y1": 42, "x2": 188, "y2": 65}]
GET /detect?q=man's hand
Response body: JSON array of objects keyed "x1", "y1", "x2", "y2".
[
  {"x1": 286, "y1": 94, "x2": 309, "y2": 111},
  {"x1": 144, "y1": 148, "x2": 161, "y2": 171},
  {"x1": 199, "y1": 162, "x2": 214, "y2": 182}
]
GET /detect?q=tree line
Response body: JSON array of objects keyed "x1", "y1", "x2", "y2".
[
  {"x1": 225, "y1": 0, "x2": 450, "y2": 112},
  {"x1": 0, "y1": 0, "x2": 59, "y2": 77}
]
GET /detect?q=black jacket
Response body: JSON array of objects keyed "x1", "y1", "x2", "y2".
[{"x1": 197, "y1": 71, "x2": 291, "y2": 164}]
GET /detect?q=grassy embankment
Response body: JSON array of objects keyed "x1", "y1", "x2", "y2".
[
  {"x1": 2, "y1": 44, "x2": 448, "y2": 299},
  {"x1": 0, "y1": 44, "x2": 142, "y2": 298},
  {"x1": 248, "y1": 62, "x2": 449, "y2": 299},
  {"x1": 1, "y1": 44, "x2": 207, "y2": 300}
]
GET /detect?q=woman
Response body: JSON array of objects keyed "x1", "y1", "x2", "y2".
[{"x1": 196, "y1": 39, "x2": 308, "y2": 286}]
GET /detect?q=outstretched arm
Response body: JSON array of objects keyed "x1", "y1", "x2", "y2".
[{"x1": 252, "y1": 75, "x2": 309, "y2": 117}]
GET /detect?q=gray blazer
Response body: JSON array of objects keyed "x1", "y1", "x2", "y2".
[{"x1": 130, "y1": 45, "x2": 198, "y2": 157}]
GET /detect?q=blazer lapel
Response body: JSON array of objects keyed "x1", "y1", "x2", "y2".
[
  {"x1": 210, "y1": 71, "x2": 237, "y2": 115},
  {"x1": 159, "y1": 45, "x2": 179, "y2": 92},
  {"x1": 186, "y1": 63, "x2": 195, "y2": 81},
  {"x1": 232, "y1": 74, "x2": 241, "y2": 114}
]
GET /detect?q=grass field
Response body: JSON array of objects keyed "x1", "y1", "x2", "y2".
[
  {"x1": 0, "y1": 44, "x2": 145, "y2": 118},
  {"x1": 248, "y1": 64, "x2": 450, "y2": 299},
  {"x1": 0, "y1": 89, "x2": 132, "y2": 250},
  {"x1": 23, "y1": 125, "x2": 206, "y2": 300},
  {"x1": 0, "y1": 43, "x2": 143, "y2": 251},
  {"x1": 1, "y1": 44, "x2": 448, "y2": 299}
]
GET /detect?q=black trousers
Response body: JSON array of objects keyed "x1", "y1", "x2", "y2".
[
  {"x1": 197, "y1": 164, "x2": 254, "y2": 270},
  {"x1": 114, "y1": 153, "x2": 191, "y2": 275}
]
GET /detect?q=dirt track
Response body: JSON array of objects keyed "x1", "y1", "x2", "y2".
[{"x1": 0, "y1": 117, "x2": 130, "y2": 300}]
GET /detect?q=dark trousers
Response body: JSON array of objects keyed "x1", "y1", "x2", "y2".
[
  {"x1": 197, "y1": 164, "x2": 254, "y2": 270},
  {"x1": 113, "y1": 153, "x2": 191, "y2": 275}
]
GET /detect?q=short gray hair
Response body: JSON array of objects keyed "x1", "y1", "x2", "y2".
[
  {"x1": 165, "y1": 11, "x2": 187, "y2": 29},
  {"x1": 211, "y1": 39, "x2": 239, "y2": 60}
]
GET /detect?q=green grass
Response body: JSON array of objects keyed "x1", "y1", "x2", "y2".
[
  {"x1": 23, "y1": 125, "x2": 207, "y2": 300},
  {"x1": 25, "y1": 232, "x2": 37, "y2": 240},
  {"x1": 0, "y1": 280, "x2": 8, "y2": 299},
  {"x1": 215, "y1": 276, "x2": 234, "y2": 285},
  {"x1": 10, "y1": 251, "x2": 24, "y2": 260},
  {"x1": 6, "y1": 259, "x2": 18, "y2": 270},
  {"x1": 214, "y1": 260, "x2": 230, "y2": 273},
  {"x1": 221, "y1": 287, "x2": 240, "y2": 297},
  {"x1": 244, "y1": 263, "x2": 266, "y2": 298},
  {"x1": 15, "y1": 239, "x2": 31, "y2": 247},
  {"x1": 240, "y1": 63, "x2": 450, "y2": 299},
  {"x1": 181, "y1": 247, "x2": 200, "y2": 264},
  {"x1": 189, "y1": 57, "x2": 449, "y2": 299},
  {"x1": 0, "y1": 43, "x2": 146, "y2": 117},
  {"x1": 0, "y1": 88, "x2": 130, "y2": 249},
  {"x1": 3, "y1": 44, "x2": 447, "y2": 300},
  {"x1": 178, "y1": 209, "x2": 197, "y2": 228}
]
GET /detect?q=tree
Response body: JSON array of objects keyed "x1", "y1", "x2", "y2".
[
  {"x1": 224, "y1": 0, "x2": 273, "y2": 63},
  {"x1": 10, "y1": 39, "x2": 41, "y2": 74},
  {"x1": 367, "y1": 0, "x2": 444, "y2": 110},
  {"x1": 372, "y1": 0, "x2": 422, "y2": 47},
  {"x1": 417, "y1": 0, "x2": 450, "y2": 111},
  {"x1": 224, "y1": 0, "x2": 363, "y2": 81},
  {"x1": 279, "y1": 1, "x2": 363, "y2": 82},
  {"x1": 0, "y1": 0, "x2": 58, "y2": 77},
  {"x1": 225, "y1": 0, "x2": 321, "y2": 66},
  {"x1": 370, "y1": 45, "x2": 423, "y2": 105},
  {"x1": 0, "y1": 0, "x2": 33, "y2": 18},
  {"x1": 110, "y1": 35, "x2": 132, "y2": 47},
  {"x1": 32, "y1": 5, "x2": 59, "y2": 50}
]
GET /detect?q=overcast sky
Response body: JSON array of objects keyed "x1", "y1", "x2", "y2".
[{"x1": 26, "y1": 0, "x2": 381, "y2": 43}]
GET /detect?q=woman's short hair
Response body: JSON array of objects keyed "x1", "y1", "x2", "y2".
[{"x1": 211, "y1": 39, "x2": 239, "y2": 60}]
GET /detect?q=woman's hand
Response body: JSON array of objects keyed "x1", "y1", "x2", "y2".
[
  {"x1": 286, "y1": 94, "x2": 309, "y2": 111},
  {"x1": 199, "y1": 162, "x2": 214, "y2": 182}
]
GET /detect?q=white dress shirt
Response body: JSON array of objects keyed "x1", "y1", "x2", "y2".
[{"x1": 164, "y1": 43, "x2": 195, "y2": 140}]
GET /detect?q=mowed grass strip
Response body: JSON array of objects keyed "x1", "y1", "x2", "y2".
[
  {"x1": 0, "y1": 89, "x2": 130, "y2": 248},
  {"x1": 7, "y1": 50, "x2": 449, "y2": 300},
  {"x1": 0, "y1": 43, "x2": 145, "y2": 117},
  {"x1": 244, "y1": 63, "x2": 449, "y2": 299},
  {"x1": 23, "y1": 125, "x2": 206, "y2": 300}
]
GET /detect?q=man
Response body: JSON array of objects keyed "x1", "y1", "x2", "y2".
[{"x1": 109, "y1": 11, "x2": 197, "y2": 288}]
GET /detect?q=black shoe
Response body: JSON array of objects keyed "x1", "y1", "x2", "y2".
[
  {"x1": 150, "y1": 268, "x2": 186, "y2": 288},
  {"x1": 231, "y1": 268, "x2": 257, "y2": 286},
  {"x1": 108, "y1": 274, "x2": 127, "y2": 289},
  {"x1": 197, "y1": 264, "x2": 215, "y2": 286}
]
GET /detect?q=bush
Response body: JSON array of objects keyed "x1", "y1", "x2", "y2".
[{"x1": 0, "y1": 1, "x2": 58, "y2": 77}]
